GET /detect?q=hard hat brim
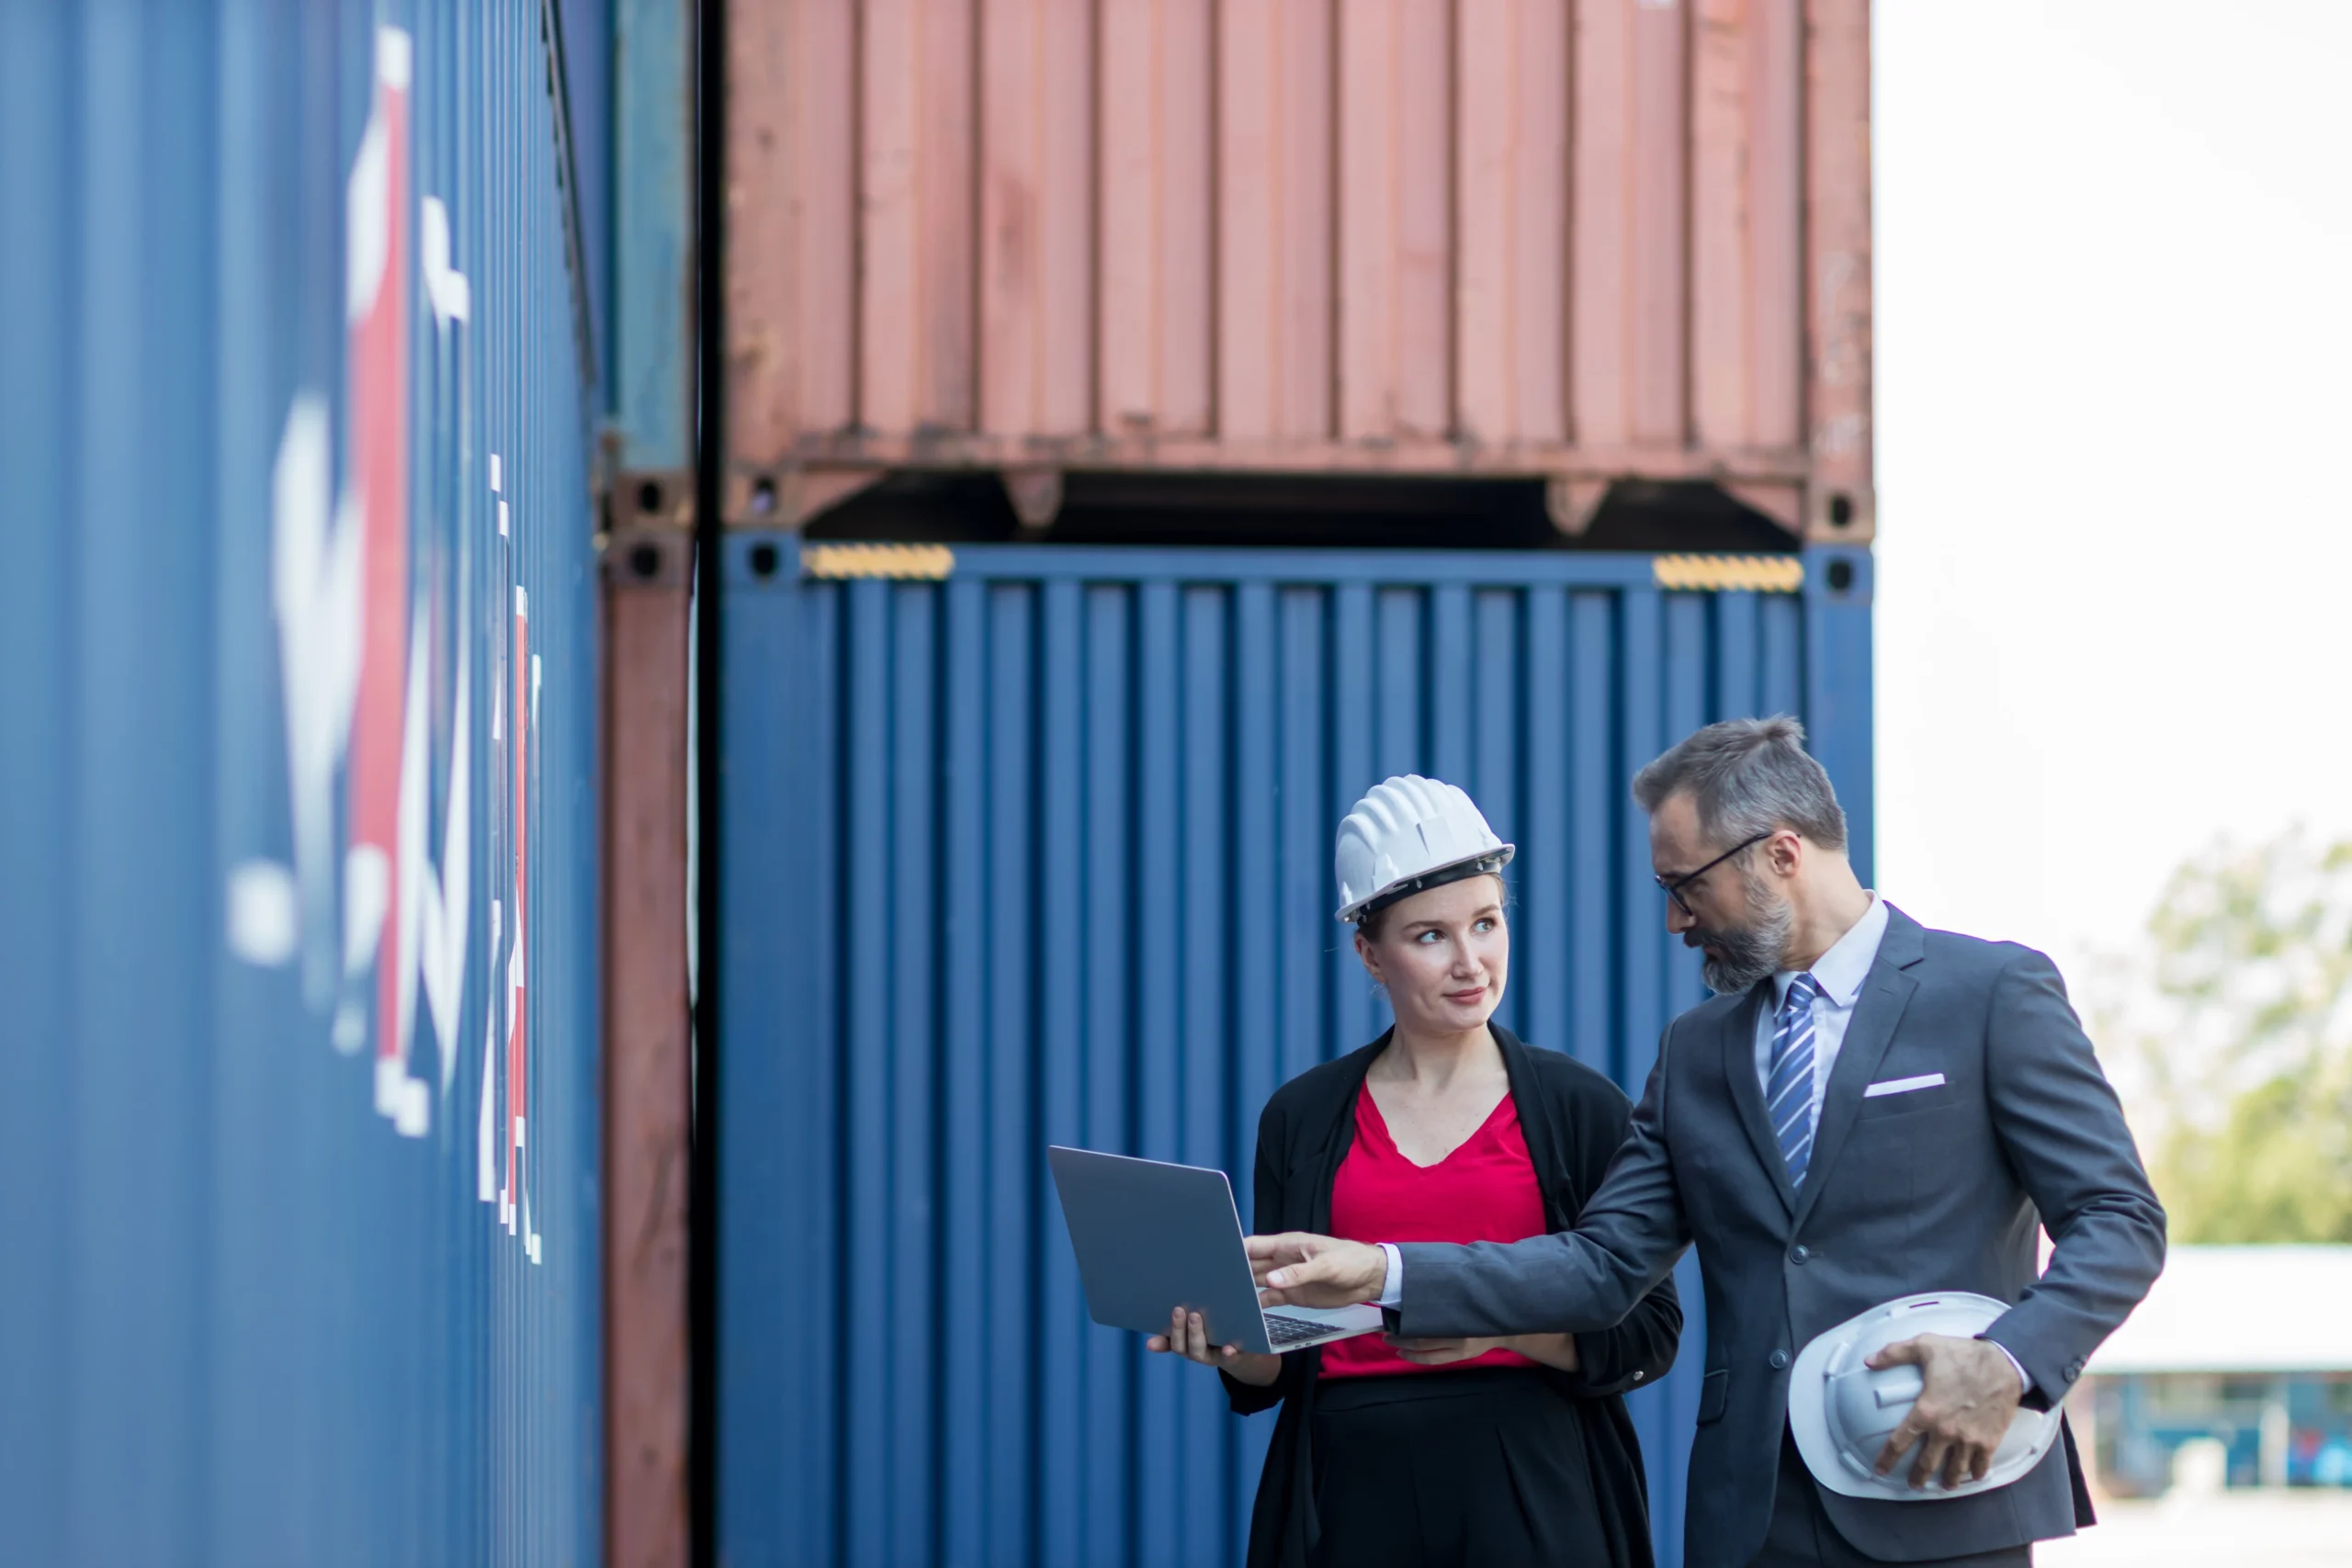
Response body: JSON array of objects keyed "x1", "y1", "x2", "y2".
[
  {"x1": 1333, "y1": 845, "x2": 1515, "y2": 924},
  {"x1": 1787, "y1": 1292, "x2": 2062, "y2": 1503}
]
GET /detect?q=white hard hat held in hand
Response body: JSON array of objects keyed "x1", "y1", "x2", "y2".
[
  {"x1": 1788, "y1": 1292, "x2": 2063, "y2": 1502},
  {"x1": 1334, "y1": 775, "x2": 1515, "y2": 924}
]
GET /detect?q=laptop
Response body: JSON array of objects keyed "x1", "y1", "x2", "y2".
[{"x1": 1047, "y1": 1145, "x2": 1386, "y2": 1355}]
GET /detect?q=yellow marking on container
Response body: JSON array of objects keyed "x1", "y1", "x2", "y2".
[
  {"x1": 1651, "y1": 555, "x2": 1805, "y2": 593},
  {"x1": 800, "y1": 543, "x2": 957, "y2": 581}
]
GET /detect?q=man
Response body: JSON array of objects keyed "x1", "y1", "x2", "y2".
[{"x1": 1251, "y1": 717, "x2": 2165, "y2": 1566}]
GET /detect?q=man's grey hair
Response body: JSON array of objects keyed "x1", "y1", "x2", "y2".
[{"x1": 1632, "y1": 716, "x2": 1848, "y2": 852}]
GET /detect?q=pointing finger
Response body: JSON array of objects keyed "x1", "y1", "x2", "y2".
[
  {"x1": 1245, "y1": 1233, "x2": 1315, "y2": 1270},
  {"x1": 1265, "y1": 1250, "x2": 1346, "y2": 1292}
]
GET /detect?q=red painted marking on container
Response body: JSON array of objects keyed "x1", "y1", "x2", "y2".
[{"x1": 349, "y1": 28, "x2": 413, "y2": 1087}]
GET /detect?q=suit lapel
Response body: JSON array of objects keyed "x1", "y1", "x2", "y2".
[
  {"x1": 1723, "y1": 983, "x2": 1799, "y2": 1217},
  {"x1": 1491, "y1": 1027, "x2": 1554, "y2": 1178},
  {"x1": 1306, "y1": 1036, "x2": 1384, "y2": 1235},
  {"x1": 1489, "y1": 1025, "x2": 1587, "y2": 1231},
  {"x1": 1792, "y1": 908, "x2": 1927, "y2": 1228}
]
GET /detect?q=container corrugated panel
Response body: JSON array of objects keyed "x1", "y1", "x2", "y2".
[
  {"x1": 723, "y1": 0, "x2": 1873, "y2": 539},
  {"x1": 716, "y1": 538, "x2": 1874, "y2": 1567},
  {"x1": 0, "y1": 3, "x2": 605, "y2": 1563}
]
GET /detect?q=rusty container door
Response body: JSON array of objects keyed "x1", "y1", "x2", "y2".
[
  {"x1": 723, "y1": 0, "x2": 1871, "y2": 542},
  {"x1": 605, "y1": 1, "x2": 699, "y2": 1565},
  {"x1": 0, "y1": 2, "x2": 607, "y2": 1562}
]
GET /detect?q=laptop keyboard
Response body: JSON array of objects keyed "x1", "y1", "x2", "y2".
[{"x1": 1264, "y1": 1314, "x2": 1341, "y2": 1348}]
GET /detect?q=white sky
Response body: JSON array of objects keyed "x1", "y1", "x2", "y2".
[{"x1": 1872, "y1": 0, "x2": 2352, "y2": 986}]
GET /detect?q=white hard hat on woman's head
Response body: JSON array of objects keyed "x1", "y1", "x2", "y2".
[
  {"x1": 1334, "y1": 775, "x2": 1514, "y2": 923},
  {"x1": 1788, "y1": 1292, "x2": 2062, "y2": 1502}
]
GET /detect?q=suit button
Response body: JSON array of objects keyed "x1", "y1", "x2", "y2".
[
  {"x1": 1770, "y1": 1349, "x2": 1791, "y2": 1370},
  {"x1": 2064, "y1": 1360, "x2": 2083, "y2": 1383},
  {"x1": 1633, "y1": 1370, "x2": 1645, "y2": 1383},
  {"x1": 1791, "y1": 1245, "x2": 1812, "y2": 1265}
]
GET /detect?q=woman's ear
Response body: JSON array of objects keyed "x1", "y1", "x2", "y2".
[{"x1": 1352, "y1": 928, "x2": 1384, "y2": 985}]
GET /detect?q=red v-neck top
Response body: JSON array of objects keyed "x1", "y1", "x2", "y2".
[{"x1": 1319, "y1": 1084, "x2": 1549, "y2": 1378}]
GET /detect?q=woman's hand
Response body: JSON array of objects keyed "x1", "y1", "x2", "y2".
[
  {"x1": 1386, "y1": 1335, "x2": 1510, "y2": 1367},
  {"x1": 1506, "y1": 1332, "x2": 1582, "y2": 1373},
  {"x1": 1147, "y1": 1307, "x2": 1282, "y2": 1387},
  {"x1": 1387, "y1": 1332, "x2": 1583, "y2": 1371}
]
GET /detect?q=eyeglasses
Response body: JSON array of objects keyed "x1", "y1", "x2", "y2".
[{"x1": 1656, "y1": 831, "x2": 1772, "y2": 917}]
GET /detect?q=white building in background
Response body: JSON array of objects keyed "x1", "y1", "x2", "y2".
[{"x1": 2080, "y1": 1247, "x2": 2352, "y2": 1495}]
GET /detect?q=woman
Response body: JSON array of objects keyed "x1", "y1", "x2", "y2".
[{"x1": 1148, "y1": 774, "x2": 1680, "y2": 1568}]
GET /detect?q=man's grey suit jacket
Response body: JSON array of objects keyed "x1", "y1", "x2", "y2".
[{"x1": 1392, "y1": 907, "x2": 2165, "y2": 1566}]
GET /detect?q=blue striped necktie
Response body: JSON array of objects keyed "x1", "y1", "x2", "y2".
[{"x1": 1768, "y1": 973, "x2": 1823, "y2": 1185}]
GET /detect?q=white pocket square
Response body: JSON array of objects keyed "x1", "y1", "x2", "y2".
[{"x1": 1863, "y1": 1072, "x2": 1946, "y2": 1099}]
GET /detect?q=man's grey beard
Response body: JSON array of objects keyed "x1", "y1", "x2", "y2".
[{"x1": 1695, "y1": 880, "x2": 1795, "y2": 994}]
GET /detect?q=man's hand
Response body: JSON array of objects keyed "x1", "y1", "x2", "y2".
[
  {"x1": 1866, "y1": 1334, "x2": 2025, "y2": 1489},
  {"x1": 1246, "y1": 1233, "x2": 1387, "y2": 1308}
]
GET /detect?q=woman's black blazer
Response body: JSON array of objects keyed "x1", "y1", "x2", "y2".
[{"x1": 1221, "y1": 1022, "x2": 1683, "y2": 1568}]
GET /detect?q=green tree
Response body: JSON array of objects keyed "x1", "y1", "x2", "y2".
[{"x1": 2100, "y1": 831, "x2": 2352, "y2": 1244}]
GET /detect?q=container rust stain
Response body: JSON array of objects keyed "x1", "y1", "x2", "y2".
[
  {"x1": 726, "y1": 0, "x2": 1874, "y2": 540},
  {"x1": 604, "y1": 519, "x2": 695, "y2": 1568}
]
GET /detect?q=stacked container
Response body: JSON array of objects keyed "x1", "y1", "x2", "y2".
[
  {"x1": 711, "y1": 5, "x2": 1874, "y2": 1567},
  {"x1": 0, "y1": 4, "x2": 609, "y2": 1562}
]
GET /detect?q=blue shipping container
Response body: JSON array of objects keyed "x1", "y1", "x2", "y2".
[
  {"x1": 716, "y1": 536, "x2": 1874, "y2": 1567},
  {"x1": 0, "y1": 3, "x2": 607, "y2": 1563}
]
